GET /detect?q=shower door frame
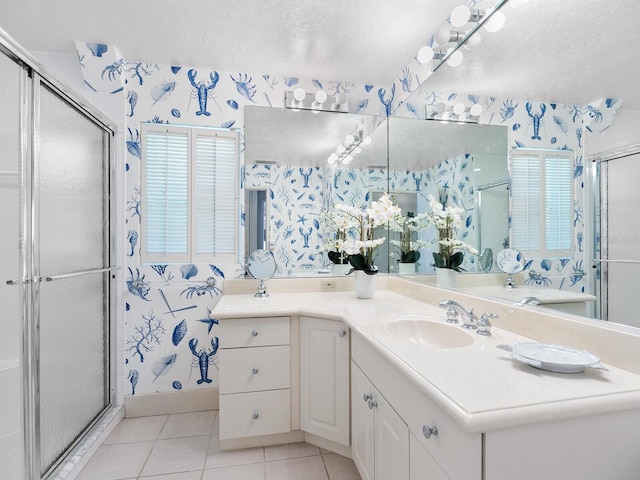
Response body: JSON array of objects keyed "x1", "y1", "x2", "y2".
[{"x1": 0, "y1": 32, "x2": 118, "y2": 480}]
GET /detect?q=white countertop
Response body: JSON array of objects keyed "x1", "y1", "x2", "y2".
[{"x1": 213, "y1": 289, "x2": 640, "y2": 433}]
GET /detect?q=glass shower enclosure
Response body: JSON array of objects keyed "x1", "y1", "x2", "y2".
[{"x1": 0, "y1": 33, "x2": 116, "y2": 479}]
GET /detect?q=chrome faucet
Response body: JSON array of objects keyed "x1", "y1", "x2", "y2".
[
  {"x1": 439, "y1": 299, "x2": 478, "y2": 329},
  {"x1": 517, "y1": 296, "x2": 540, "y2": 306}
]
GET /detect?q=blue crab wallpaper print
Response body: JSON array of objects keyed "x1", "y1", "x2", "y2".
[{"x1": 74, "y1": 35, "x2": 622, "y2": 398}]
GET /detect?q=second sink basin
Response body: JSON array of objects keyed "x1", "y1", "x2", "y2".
[{"x1": 384, "y1": 315, "x2": 474, "y2": 349}]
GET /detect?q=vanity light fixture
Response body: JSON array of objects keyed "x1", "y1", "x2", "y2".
[
  {"x1": 450, "y1": 5, "x2": 485, "y2": 27},
  {"x1": 285, "y1": 89, "x2": 349, "y2": 113},
  {"x1": 327, "y1": 128, "x2": 371, "y2": 166},
  {"x1": 416, "y1": 45, "x2": 446, "y2": 64}
]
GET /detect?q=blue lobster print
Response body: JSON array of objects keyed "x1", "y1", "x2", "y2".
[
  {"x1": 189, "y1": 337, "x2": 219, "y2": 384},
  {"x1": 526, "y1": 102, "x2": 546, "y2": 140},
  {"x1": 188, "y1": 69, "x2": 220, "y2": 116}
]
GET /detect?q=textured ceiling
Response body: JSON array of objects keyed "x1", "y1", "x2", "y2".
[{"x1": 1, "y1": 0, "x2": 639, "y2": 109}]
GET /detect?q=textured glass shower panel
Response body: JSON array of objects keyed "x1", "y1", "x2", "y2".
[
  {"x1": 37, "y1": 86, "x2": 107, "y2": 275},
  {"x1": 38, "y1": 273, "x2": 108, "y2": 473}
]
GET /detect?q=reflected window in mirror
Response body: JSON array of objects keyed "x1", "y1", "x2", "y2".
[
  {"x1": 244, "y1": 188, "x2": 269, "y2": 262},
  {"x1": 510, "y1": 149, "x2": 573, "y2": 258}
]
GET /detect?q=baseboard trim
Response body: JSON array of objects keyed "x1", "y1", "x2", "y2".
[
  {"x1": 220, "y1": 430, "x2": 305, "y2": 450},
  {"x1": 124, "y1": 388, "x2": 219, "y2": 418},
  {"x1": 304, "y1": 432, "x2": 352, "y2": 458}
]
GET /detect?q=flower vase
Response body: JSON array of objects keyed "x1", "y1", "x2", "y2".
[
  {"x1": 354, "y1": 270, "x2": 376, "y2": 299},
  {"x1": 398, "y1": 262, "x2": 416, "y2": 275},
  {"x1": 332, "y1": 263, "x2": 352, "y2": 277},
  {"x1": 436, "y1": 267, "x2": 458, "y2": 288}
]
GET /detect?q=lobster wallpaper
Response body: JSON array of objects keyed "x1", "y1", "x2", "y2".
[{"x1": 74, "y1": 39, "x2": 621, "y2": 398}]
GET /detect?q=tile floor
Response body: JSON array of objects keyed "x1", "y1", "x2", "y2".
[{"x1": 77, "y1": 410, "x2": 362, "y2": 480}]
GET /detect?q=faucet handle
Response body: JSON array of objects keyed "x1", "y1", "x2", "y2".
[
  {"x1": 477, "y1": 313, "x2": 498, "y2": 336},
  {"x1": 444, "y1": 306, "x2": 459, "y2": 324}
]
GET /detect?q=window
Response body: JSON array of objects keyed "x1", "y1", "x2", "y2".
[
  {"x1": 510, "y1": 149, "x2": 573, "y2": 257},
  {"x1": 141, "y1": 124, "x2": 238, "y2": 264}
]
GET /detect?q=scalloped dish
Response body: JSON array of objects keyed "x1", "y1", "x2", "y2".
[{"x1": 500, "y1": 342, "x2": 609, "y2": 374}]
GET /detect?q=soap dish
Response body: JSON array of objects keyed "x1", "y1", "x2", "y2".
[{"x1": 497, "y1": 343, "x2": 608, "y2": 374}]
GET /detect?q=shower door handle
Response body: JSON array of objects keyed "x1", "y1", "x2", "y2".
[{"x1": 41, "y1": 266, "x2": 120, "y2": 282}]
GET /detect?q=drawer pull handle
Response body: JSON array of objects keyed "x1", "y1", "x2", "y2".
[
  {"x1": 368, "y1": 399, "x2": 378, "y2": 410},
  {"x1": 338, "y1": 330, "x2": 346, "y2": 337},
  {"x1": 251, "y1": 330, "x2": 259, "y2": 337},
  {"x1": 252, "y1": 411, "x2": 260, "y2": 420},
  {"x1": 252, "y1": 367, "x2": 259, "y2": 374},
  {"x1": 363, "y1": 393, "x2": 372, "y2": 402},
  {"x1": 423, "y1": 424, "x2": 438, "y2": 439}
]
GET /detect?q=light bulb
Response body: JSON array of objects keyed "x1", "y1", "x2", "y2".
[
  {"x1": 450, "y1": 5, "x2": 471, "y2": 27},
  {"x1": 417, "y1": 45, "x2": 434, "y2": 64},
  {"x1": 470, "y1": 104, "x2": 483, "y2": 116},
  {"x1": 293, "y1": 88, "x2": 306, "y2": 102},
  {"x1": 328, "y1": 154, "x2": 337, "y2": 164},
  {"x1": 353, "y1": 146, "x2": 362, "y2": 155},
  {"x1": 484, "y1": 11, "x2": 505, "y2": 32},
  {"x1": 336, "y1": 145, "x2": 346, "y2": 155},
  {"x1": 344, "y1": 154, "x2": 353, "y2": 164},
  {"x1": 453, "y1": 103, "x2": 466, "y2": 115},
  {"x1": 447, "y1": 50, "x2": 463, "y2": 67},
  {"x1": 362, "y1": 136, "x2": 372, "y2": 146},
  {"x1": 314, "y1": 89, "x2": 327, "y2": 104},
  {"x1": 344, "y1": 134, "x2": 355, "y2": 146},
  {"x1": 434, "y1": 26, "x2": 452, "y2": 45},
  {"x1": 463, "y1": 32, "x2": 481, "y2": 50}
]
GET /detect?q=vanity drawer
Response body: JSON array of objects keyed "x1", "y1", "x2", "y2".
[
  {"x1": 219, "y1": 345, "x2": 290, "y2": 394},
  {"x1": 219, "y1": 316, "x2": 289, "y2": 348},
  {"x1": 219, "y1": 389, "x2": 291, "y2": 439}
]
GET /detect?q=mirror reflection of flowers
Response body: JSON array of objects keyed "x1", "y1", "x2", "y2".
[
  {"x1": 320, "y1": 209, "x2": 350, "y2": 265},
  {"x1": 427, "y1": 194, "x2": 478, "y2": 271},
  {"x1": 389, "y1": 212, "x2": 430, "y2": 264},
  {"x1": 325, "y1": 194, "x2": 401, "y2": 275}
]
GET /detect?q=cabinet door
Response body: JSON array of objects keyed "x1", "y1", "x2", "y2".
[
  {"x1": 375, "y1": 392, "x2": 409, "y2": 480},
  {"x1": 409, "y1": 432, "x2": 449, "y2": 480},
  {"x1": 300, "y1": 316, "x2": 350, "y2": 446},
  {"x1": 352, "y1": 362, "x2": 375, "y2": 480}
]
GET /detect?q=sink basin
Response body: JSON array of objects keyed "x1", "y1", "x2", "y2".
[{"x1": 384, "y1": 316, "x2": 474, "y2": 349}]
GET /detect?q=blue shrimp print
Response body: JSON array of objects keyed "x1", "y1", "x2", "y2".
[
  {"x1": 231, "y1": 73, "x2": 257, "y2": 103},
  {"x1": 127, "y1": 90, "x2": 138, "y2": 117},
  {"x1": 127, "y1": 230, "x2": 138, "y2": 257},
  {"x1": 188, "y1": 69, "x2": 220, "y2": 116},
  {"x1": 128, "y1": 369, "x2": 139, "y2": 395},
  {"x1": 189, "y1": 338, "x2": 219, "y2": 384}
]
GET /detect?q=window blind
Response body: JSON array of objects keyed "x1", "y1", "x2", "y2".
[{"x1": 141, "y1": 124, "x2": 238, "y2": 263}]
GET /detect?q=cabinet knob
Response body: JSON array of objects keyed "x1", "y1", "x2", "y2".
[
  {"x1": 252, "y1": 367, "x2": 259, "y2": 374},
  {"x1": 251, "y1": 330, "x2": 259, "y2": 337},
  {"x1": 252, "y1": 411, "x2": 260, "y2": 420},
  {"x1": 423, "y1": 424, "x2": 438, "y2": 439},
  {"x1": 368, "y1": 399, "x2": 378, "y2": 410},
  {"x1": 363, "y1": 393, "x2": 372, "y2": 402},
  {"x1": 338, "y1": 330, "x2": 347, "y2": 337}
]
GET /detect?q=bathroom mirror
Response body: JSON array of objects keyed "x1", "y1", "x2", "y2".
[{"x1": 246, "y1": 249, "x2": 277, "y2": 297}]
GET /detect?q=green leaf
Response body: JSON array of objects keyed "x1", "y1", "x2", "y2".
[
  {"x1": 401, "y1": 251, "x2": 420, "y2": 263},
  {"x1": 432, "y1": 252, "x2": 446, "y2": 268}
]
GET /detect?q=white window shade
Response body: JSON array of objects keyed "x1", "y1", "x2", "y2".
[
  {"x1": 141, "y1": 124, "x2": 238, "y2": 264},
  {"x1": 510, "y1": 150, "x2": 573, "y2": 258}
]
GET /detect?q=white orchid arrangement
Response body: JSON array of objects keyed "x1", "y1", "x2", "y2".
[
  {"x1": 389, "y1": 212, "x2": 431, "y2": 263},
  {"x1": 427, "y1": 194, "x2": 478, "y2": 271},
  {"x1": 324, "y1": 194, "x2": 401, "y2": 274}
]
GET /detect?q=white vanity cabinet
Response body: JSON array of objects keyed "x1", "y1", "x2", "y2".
[
  {"x1": 352, "y1": 332, "x2": 481, "y2": 480},
  {"x1": 299, "y1": 316, "x2": 350, "y2": 446},
  {"x1": 218, "y1": 316, "x2": 291, "y2": 441},
  {"x1": 352, "y1": 361, "x2": 409, "y2": 480}
]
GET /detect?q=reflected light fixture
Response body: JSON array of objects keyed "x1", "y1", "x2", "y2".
[
  {"x1": 446, "y1": 49, "x2": 464, "y2": 67},
  {"x1": 285, "y1": 89, "x2": 349, "y2": 113}
]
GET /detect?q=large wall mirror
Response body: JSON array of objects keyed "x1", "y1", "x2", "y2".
[{"x1": 243, "y1": 105, "x2": 507, "y2": 277}]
